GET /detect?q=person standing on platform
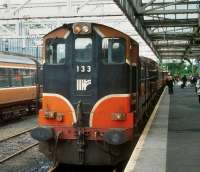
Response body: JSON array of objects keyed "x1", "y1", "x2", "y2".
[
  {"x1": 196, "y1": 77, "x2": 200, "y2": 104},
  {"x1": 166, "y1": 75, "x2": 174, "y2": 94},
  {"x1": 181, "y1": 75, "x2": 187, "y2": 88},
  {"x1": 192, "y1": 76, "x2": 198, "y2": 92}
]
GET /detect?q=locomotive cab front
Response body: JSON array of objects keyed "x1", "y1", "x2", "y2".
[{"x1": 31, "y1": 22, "x2": 139, "y2": 166}]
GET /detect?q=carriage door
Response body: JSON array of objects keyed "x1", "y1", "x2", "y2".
[{"x1": 71, "y1": 37, "x2": 97, "y2": 113}]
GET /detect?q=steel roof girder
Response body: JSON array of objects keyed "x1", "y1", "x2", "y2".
[
  {"x1": 152, "y1": 37, "x2": 198, "y2": 41},
  {"x1": 160, "y1": 51, "x2": 200, "y2": 55},
  {"x1": 150, "y1": 32, "x2": 198, "y2": 36},
  {"x1": 141, "y1": 0, "x2": 157, "y2": 10},
  {"x1": 114, "y1": 0, "x2": 159, "y2": 58},
  {"x1": 158, "y1": 50, "x2": 186, "y2": 53},
  {"x1": 161, "y1": 53, "x2": 200, "y2": 57},
  {"x1": 150, "y1": 32, "x2": 200, "y2": 40},
  {"x1": 144, "y1": 19, "x2": 198, "y2": 27},
  {"x1": 155, "y1": 44, "x2": 188, "y2": 48},
  {"x1": 142, "y1": 1, "x2": 200, "y2": 6},
  {"x1": 157, "y1": 47, "x2": 200, "y2": 52},
  {"x1": 144, "y1": 9, "x2": 200, "y2": 15},
  {"x1": 160, "y1": 52, "x2": 184, "y2": 56},
  {"x1": 162, "y1": 57, "x2": 200, "y2": 60},
  {"x1": 141, "y1": 0, "x2": 193, "y2": 14}
]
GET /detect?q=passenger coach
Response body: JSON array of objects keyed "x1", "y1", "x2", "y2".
[{"x1": 0, "y1": 52, "x2": 37, "y2": 121}]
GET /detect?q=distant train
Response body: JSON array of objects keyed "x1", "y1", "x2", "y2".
[
  {"x1": 0, "y1": 52, "x2": 37, "y2": 121},
  {"x1": 31, "y1": 22, "x2": 167, "y2": 168}
]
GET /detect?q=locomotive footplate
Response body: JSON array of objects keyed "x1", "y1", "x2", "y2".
[
  {"x1": 35, "y1": 126, "x2": 134, "y2": 165},
  {"x1": 32, "y1": 126, "x2": 133, "y2": 144}
]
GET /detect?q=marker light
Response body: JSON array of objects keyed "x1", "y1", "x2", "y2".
[
  {"x1": 45, "y1": 111, "x2": 56, "y2": 119},
  {"x1": 112, "y1": 112, "x2": 126, "y2": 121},
  {"x1": 45, "y1": 111, "x2": 64, "y2": 122},
  {"x1": 56, "y1": 113, "x2": 64, "y2": 122}
]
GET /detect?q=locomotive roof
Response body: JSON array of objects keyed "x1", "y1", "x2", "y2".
[
  {"x1": 0, "y1": 52, "x2": 35, "y2": 65},
  {"x1": 43, "y1": 22, "x2": 138, "y2": 45}
]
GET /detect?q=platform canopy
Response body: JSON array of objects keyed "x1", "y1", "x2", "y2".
[
  {"x1": 0, "y1": 0, "x2": 199, "y2": 62},
  {"x1": 114, "y1": 0, "x2": 200, "y2": 61}
]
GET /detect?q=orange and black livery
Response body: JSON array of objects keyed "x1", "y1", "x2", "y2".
[{"x1": 31, "y1": 22, "x2": 165, "y2": 166}]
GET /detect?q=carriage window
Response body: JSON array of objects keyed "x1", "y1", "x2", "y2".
[
  {"x1": 75, "y1": 38, "x2": 92, "y2": 62},
  {"x1": 46, "y1": 39, "x2": 66, "y2": 64},
  {"x1": 0, "y1": 68, "x2": 9, "y2": 88},
  {"x1": 102, "y1": 38, "x2": 125, "y2": 64},
  {"x1": 23, "y1": 69, "x2": 35, "y2": 86},
  {"x1": 31, "y1": 70, "x2": 36, "y2": 85},
  {"x1": 11, "y1": 69, "x2": 22, "y2": 87}
]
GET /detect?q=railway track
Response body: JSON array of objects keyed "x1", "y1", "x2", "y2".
[
  {"x1": 0, "y1": 127, "x2": 38, "y2": 163},
  {"x1": 0, "y1": 127, "x2": 36, "y2": 143}
]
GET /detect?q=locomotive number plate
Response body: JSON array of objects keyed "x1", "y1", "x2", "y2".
[{"x1": 77, "y1": 65, "x2": 91, "y2": 73}]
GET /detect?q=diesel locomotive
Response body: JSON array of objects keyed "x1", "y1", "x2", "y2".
[
  {"x1": 31, "y1": 22, "x2": 166, "y2": 167},
  {"x1": 0, "y1": 52, "x2": 37, "y2": 121}
]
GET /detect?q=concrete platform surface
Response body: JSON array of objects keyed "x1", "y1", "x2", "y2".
[
  {"x1": 167, "y1": 87, "x2": 200, "y2": 172},
  {"x1": 125, "y1": 87, "x2": 200, "y2": 172}
]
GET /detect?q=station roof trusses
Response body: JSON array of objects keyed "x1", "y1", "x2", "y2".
[
  {"x1": 0, "y1": 0, "x2": 199, "y2": 61},
  {"x1": 114, "y1": 0, "x2": 200, "y2": 60},
  {"x1": 0, "y1": 0, "x2": 159, "y2": 61}
]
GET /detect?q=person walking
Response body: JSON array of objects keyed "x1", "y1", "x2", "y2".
[
  {"x1": 166, "y1": 75, "x2": 174, "y2": 94},
  {"x1": 196, "y1": 78, "x2": 200, "y2": 104}
]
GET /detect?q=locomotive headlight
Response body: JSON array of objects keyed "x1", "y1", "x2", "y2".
[
  {"x1": 112, "y1": 112, "x2": 126, "y2": 121},
  {"x1": 74, "y1": 26, "x2": 82, "y2": 34},
  {"x1": 73, "y1": 23, "x2": 91, "y2": 34},
  {"x1": 82, "y1": 26, "x2": 89, "y2": 33}
]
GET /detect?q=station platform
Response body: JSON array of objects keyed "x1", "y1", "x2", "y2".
[{"x1": 125, "y1": 86, "x2": 200, "y2": 172}]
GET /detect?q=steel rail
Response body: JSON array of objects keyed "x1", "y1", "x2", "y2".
[
  {"x1": 0, "y1": 126, "x2": 37, "y2": 143},
  {"x1": 0, "y1": 142, "x2": 38, "y2": 163}
]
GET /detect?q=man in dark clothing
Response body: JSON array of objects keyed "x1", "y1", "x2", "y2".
[
  {"x1": 192, "y1": 76, "x2": 197, "y2": 91},
  {"x1": 181, "y1": 75, "x2": 187, "y2": 88},
  {"x1": 166, "y1": 75, "x2": 174, "y2": 94},
  {"x1": 196, "y1": 78, "x2": 200, "y2": 104}
]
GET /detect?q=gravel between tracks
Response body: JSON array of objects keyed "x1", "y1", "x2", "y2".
[
  {"x1": 0, "y1": 145, "x2": 53, "y2": 172},
  {"x1": 0, "y1": 116, "x2": 37, "y2": 141},
  {"x1": 0, "y1": 132, "x2": 37, "y2": 162},
  {"x1": 0, "y1": 115, "x2": 53, "y2": 172}
]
